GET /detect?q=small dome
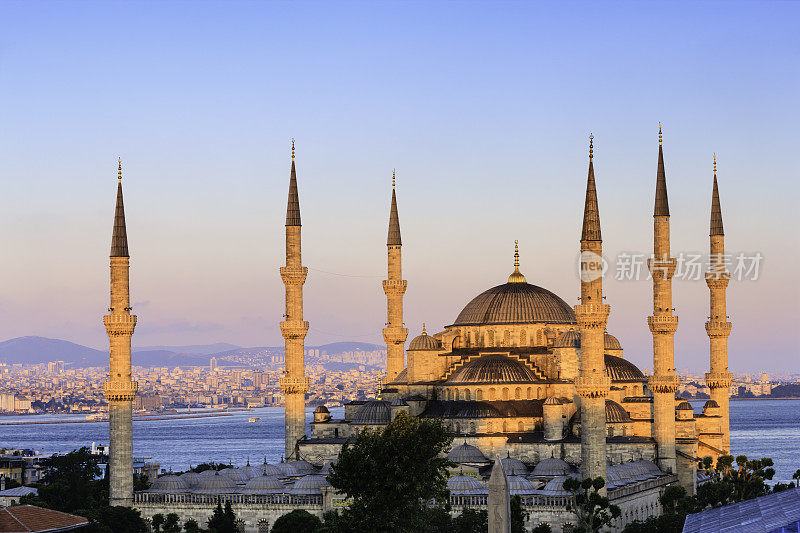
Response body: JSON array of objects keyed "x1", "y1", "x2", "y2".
[
  {"x1": 290, "y1": 474, "x2": 331, "y2": 495},
  {"x1": 351, "y1": 400, "x2": 391, "y2": 425},
  {"x1": 532, "y1": 458, "x2": 571, "y2": 477},
  {"x1": 275, "y1": 462, "x2": 299, "y2": 477},
  {"x1": 448, "y1": 442, "x2": 490, "y2": 465},
  {"x1": 288, "y1": 460, "x2": 316, "y2": 475},
  {"x1": 506, "y1": 475, "x2": 536, "y2": 495},
  {"x1": 262, "y1": 463, "x2": 282, "y2": 477},
  {"x1": 501, "y1": 456, "x2": 528, "y2": 476},
  {"x1": 199, "y1": 468, "x2": 220, "y2": 477},
  {"x1": 447, "y1": 355, "x2": 541, "y2": 384},
  {"x1": 703, "y1": 400, "x2": 719, "y2": 409},
  {"x1": 409, "y1": 326, "x2": 439, "y2": 351},
  {"x1": 179, "y1": 471, "x2": 200, "y2": 487},
  {"x1": 606, "y1": 399, "x2": 632, "y2": 423},
  {"x1": 221, "y1": 468, "x2": 249, "y2": 483},
  {"x1": 677, "y1": 401, "x2": 693, "y2": 411},
  {"x1": 314, "y1": 405, "x2": 329, "y2": 414},
  {"x1": 540, "y1": 475, "x2": 576, "y2": 495},
  {"x1": 447, "y1": 475, "x2": 486, "y2": 495},
  {"x1": 554, "y1": 329, "x2": 580, "y2": 349},
  {"x1": 242, "y1": 475, "x2": 284, "y2": 494},
  {"x1": 604, "y1": 332, "x2": 622, "y2": 350},
  {"x1": 149, "y1": 475, "x2": 189, "y2": 493},
  {"x1": 195, "y1": 472, "x2": 237, "y2": 494},
  {"x1": 391, "y1": 398, "x2": 408, "y2": 407},
  {"x1": 240, "y1": 463, "x2": 263, "y2": 480},
  {"x1": 543, "y1": 396, "x2": 563, "y2": 406},
  {"x1": 605, "y1": 355, "x2": 646, "y2": 382}
]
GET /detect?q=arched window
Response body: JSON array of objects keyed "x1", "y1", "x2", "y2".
[
  {"x1": 537, "y1": 387, "x2": 542, "y2": 399},
  {"x1": 477, "y1": 389, "x2": 483, "y2": 400},
  {"x1": 448, "y1": 390, "x2": 453, "y2": 401},
  {"x1": 487, "y1": 422, "x2": 493, "y2": 433},
  {"x1": 517, "y1": 421, "x2": 524, "y2": 432},
  {"x1": 258, "y1": 520, "x2": 270, "y2": 533},
  {"x1": 502, "y1": 421, "x2": 508, "y2": 433},
  {"x1": 455, "y1": 423, "x2": 460, "y2": 434},
  {"x1": 502, "y1": 388, "x2": 509, "y2": 400},
  {"x1": 489, "y1": 388, "x2": 496, "y2": 400},
  {"x1": 470, "y1": 422, "x2": 476, "y2": 433},
  {"x1": 465, "y1": 389, "x2": 471, "y2": 401},
  {"x1": 526, "y1": 387, "x2": 532, "y2": 399},
  {"x1": 514, "y1": 387, "x2": 521, "y2": 400}
]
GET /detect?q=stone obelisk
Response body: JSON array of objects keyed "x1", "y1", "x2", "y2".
[{"x1": 488, "y1": 457, "x2": 511, "y2": 533}]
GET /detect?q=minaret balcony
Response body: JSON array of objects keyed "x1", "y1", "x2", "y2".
[
  {"x1": 648, "y1": 374, "x2": 680, "y2": 394},
  {"x1": 382, "y1": 327, "x2": 409, "y2": 345},
  {"x1": 574, "y1": 303, "x2": 610, "y2": 328},
  {"x1": 280, "y1": 266, "x2": 308, "y2": 286},
  {"x1": 103, "y1": 314, "x2": 137, "y2": 336},
  {"x1": 705, "y1": 372, "x2": 733, "y2": 389},
  {"x1": 280, "y1": 321, "x2": 309, "y2": 340},
  {"x1": 647, "y1": 258, "x2": 677, "y2": 280},
  {"x1": 647, "y1": 315, "x2": 678, "y2": 334},
  {"x1": 382, "y1": 279, "x2": 407, "y2": 295},
  {"x1": 575, "y1": 375, "x2": 611, "y2": 398},
  {"x1": 705, "y1": 321, "x2": 732, "y2": 337},
  {"x1": 103, "y1": 380, "x2": 138, "y2": 402},
  {"x1": 705, "y1": 273, "x2": 730, "y2": 288},
  {"x1": 280, "y1": 376, "x2": 310, "y2": 394}
]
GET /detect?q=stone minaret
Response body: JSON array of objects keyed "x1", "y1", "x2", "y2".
[
  {"x1": 103, "y1": 159, "x2": 138, "y2": 506},
  {"x1": 647, "y1": 126, "x2": 680, "y2": 474},
  {"x1": 574, "y1": 136, "x2": 610, "y2": 486},
  {"x1": 383, "y1": 170, "x2": 408, "y2": 381},
  {"x1": 279, "y1": 141, "x2": 310, "y2": 459},
  {"x1": 705, "y1": 155, "x2": 733, "y2": 452}
]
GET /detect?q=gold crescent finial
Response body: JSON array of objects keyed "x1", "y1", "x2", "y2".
[
  {"x1": 291, "y1": 138, "x2": 295, "y2": 161},
  {"x1": 422, "y1": 323, "x2": 426, "y2": 335},
  {"x1": 514, "y1": 240, "x2": 520, "y2": 268},
  {"x1": 392, "y1": 169, "x2": 396, "y2": 189},
  {"x1": 589, "y1": 134, "x2": 594, "y2": 160},
  {"x1": 713, "y1": 153, "x2": 717, "y2": 176},
  {"x1": 658, "y1": 123, "x2": 662, "y2": 145},
  {"x1": 117, "y1": 158, "x2": 122, "y2": 181}
]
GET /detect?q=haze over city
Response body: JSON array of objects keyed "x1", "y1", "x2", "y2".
[{"x1": 0, "y1": 2, "x2": 797, "y2": 376}]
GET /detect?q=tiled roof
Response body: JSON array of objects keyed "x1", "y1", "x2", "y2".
[
  {"x1": 683, "y1": 486, "x2": 800, "y2": 533},
  {"x1": 0, "y1": 505, "x2": 88, "y2": 532}
]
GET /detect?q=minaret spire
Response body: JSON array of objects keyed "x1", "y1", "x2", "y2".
[
  {"x1": 383, "y1": 170, "x2": 408, "y2": 381},
  {"x1": 104, "y1": 160, "x2": 138, "y2": 506},
  {"x1": 574, "y1": 134, "x2": 610, "y2": 491},
  {"x1": 280, "y1": 141, "x2": 310, "y2": 459},
  {"x1": 654, "y1": 124, "x2": 670, "y2": 217},
  {"x1": 581, "y1": 135, "x2": 602, "y2": 242},
  {"x1": 705, "y1": 156, "x2": 733, "y2": 453}
]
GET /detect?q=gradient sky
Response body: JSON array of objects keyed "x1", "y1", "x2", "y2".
[{"x1": 0, "y1": 1, "x2": 797, "y2": 373}]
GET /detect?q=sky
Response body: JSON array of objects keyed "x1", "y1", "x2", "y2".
[{"x1": 0, "y1": 1, "x2": 797, "y2": 373}]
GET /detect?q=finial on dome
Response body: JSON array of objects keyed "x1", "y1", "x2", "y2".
[
  {"x1": 589, "y1": 134, "x2": 594, "y2": 160},
  {"x1": 422, "y1": 323, "x2": 427, "y2": 335},
  {"x1": 117, "y1": 158, "x2": 122, "y2": 181},
  {"x1": 713, "y1": 153, "x2": 717, "y2": 176},
  {"x1": 658, "y1": 123, "x2": 662, "y2": 145},
  {"x1": 376, "y1": 373, "x2": 383, "y2": 400},
  {"x1": 392, "y1": 169, "x2": 396, "y2": 189},
  {"x1": 508, "y1": 241, "x2": 527, "y2": 284},
  {"x1": 291, "y1": 138, "x2": 295, "y2": 160}
]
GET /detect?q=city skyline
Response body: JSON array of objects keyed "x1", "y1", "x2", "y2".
[{"x1": 0, "y1": 2, "x2": 797, "y2": 375}]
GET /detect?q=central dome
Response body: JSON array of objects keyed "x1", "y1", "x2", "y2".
[{"x1": 452, "y1": 282, "x2": 576, "y2": 326}]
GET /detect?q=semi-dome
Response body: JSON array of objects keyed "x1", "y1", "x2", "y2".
[
  {"x1": 447, "y1": 475, "x2": 487, "y2": 495},
  {"x1": 241, "y1": 475, "x2": 284, "y2": 494},
  {"x1": 290, "y1": 474, "x2": 331, "y2": 495},
  {"x1": 409, "y1": 325, "x2": 439, "y2": 351},
  {"x1": 501, "y1": 456, "x2": 528, "y2": 475},
  {"x1": 543, "y1": 396, "x2": 563, "y2": 406},
  {"x1": 604, "y1": 332, "x2": 622, "y2": 351},
  {"x1": 452, "y1": 281, "x2": 576, "y2": 326},
  {"x1": 532, "y1": 457, "x2": 572, "y2": 477},
  {"x1": 448, "y1": 442, "x2": 490, "y2": 465},
  {"x1": 554, "y1": 329, "x2": 581, "y2": 349},
  {"x1": 351, "y1": 400, "x2": 391, "y2": 425},
  {"x1": 604, "y1": 355, "x2": 646, "y2": 382},
  {"x1": 447, "y1": 355, "x2": 541, "y2": 384},
  {"x1": 605, "y1": 399, "x2": 632, "y2": 423},
  {"x1": 195, "y1": 472, "x2": 237, "y2": 494},
  {"x1": 149, "y1": 475, "x2": 189, "y2": 493}
]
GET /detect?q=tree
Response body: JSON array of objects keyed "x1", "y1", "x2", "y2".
[
  {"x1": 23, "y1": 447, "x2": 104, "y2": 513},
  {"x1": 622, "y1": 485, "x2": 696, "y2": 533},
  {"x1": 163, "y1": 513, "x2": 182, "y2": 533},
  {"x1": 207, "y1": 501, "x2": 237, "y2": 533},
  {"x1": 76, "y1": 506, "x2": 150, "y2": 533},
  {"x1": 700, "y1": 454, "x2": 774, "y2": 504},
  {"x1": 271, "y1": 510, "x2": 322, "y2": 533},
  {"x1": 451, "y1": 508, "x2": 487, "y2": 533},
  {"x1": 152, "y1": 514, "x2": 165, "y2": 532},
  {"x1": 564, "y1": 477, "x2": 621, "y2": 533},
  {"x1": 793, "y1": 469, "x2": 800, "y2": 488},
  {"x1": 183, "y1": 519, "x2": 201, "y2": 533},
  {"x1": 325, "y1": 411, "x2": 454, "y2": 532},
  {"x1": 511, "y1": 495, "x2": 528, "y2": 533}
]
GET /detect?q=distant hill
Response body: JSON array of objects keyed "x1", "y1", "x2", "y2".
[
  {"x1": 134, "y1": 343, "x2": 240, "y2": 355},
  {"x1": 314, "y1": 342, "x2": 384, "y2": 353},
  {"x1": 132, "y1": 350, "x2": 212, "y2": 368},
  {"x1": 322, "y1": 362, "x2": 381, "y2": 372},
  {"x1": 0, "y1": 336, "x2": 106, "y2": 367}
]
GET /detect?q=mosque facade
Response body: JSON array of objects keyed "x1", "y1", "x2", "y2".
[{"x1": 121, "y1": 130, "x2": 733, "y2": 532}]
